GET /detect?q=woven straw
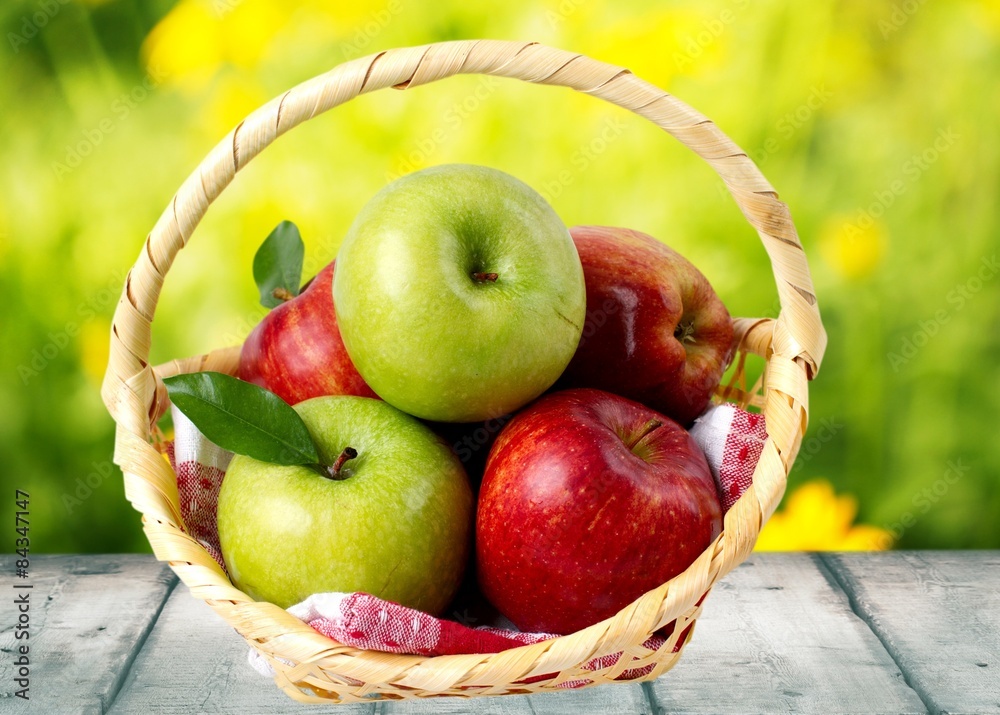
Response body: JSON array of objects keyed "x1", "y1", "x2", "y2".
[{"x1": 102, "y1": 40, "x2": 827, "y2": 703}]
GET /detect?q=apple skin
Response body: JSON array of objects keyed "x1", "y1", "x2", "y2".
[
  {"x1": 559, "y1": 226, "x2": 735, "y2": 426},
  {"x1": 476, "y1": 388, "x2": 722, "y2": 635},
  {"x1": 239, "y1": 261, "x2": 377, "y2": 405},
  {"x1": 217, "y1": 396, "x2": 473, "y2": 613},
  {"x1": 333, "y1": 164, "x2": 587, "y2": 423}
]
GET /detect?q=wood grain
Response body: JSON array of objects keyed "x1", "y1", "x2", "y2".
[
  {"x1": 647, "y1": 553, "x2": 927, "y2": 714},
  {"x1": 381, "y1": 680, "x2": 653, "y2": 714},
  {"x1": 105, "y1": 585, "x2": 376, "y2": 714},
  {"x1": 107, "y1": 581, "x2": 653, "y2": 714},
  {"x1": 823, "y1": 551, "x2": 1000, "y2": 715},
  {"x1": 0, "y1": 554, "x2": 175, "y2": 715},
  {"x1": 10, "y1": 554, "x2": 996, "y2": 713}
]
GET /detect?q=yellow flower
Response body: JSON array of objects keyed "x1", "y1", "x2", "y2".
[
  {"x1": 818, "y1": 213, "x2": 888, "y2": 280},
  {"x1": 142, "y1": 1, "x2": 224, "y2": 90},
  {"x1": 142, "y1": 0, "x2": 287, "y2": 90},
  {"x1": 590, "y1": 8, "x2": 711, "y2": 88},
  {"x1": 219, "y1": 1, "x2": 286, "y2": 70},
  {"x1": 755, "y1": 480, "x2": 892, "y2": 551}
]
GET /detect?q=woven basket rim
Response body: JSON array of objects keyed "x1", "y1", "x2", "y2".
[{"x1": 102, "y1": 39, "x2": 827, "y2": 703}]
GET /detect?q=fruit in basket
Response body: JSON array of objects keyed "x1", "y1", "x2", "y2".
[
  {"x1": 333, "y1": 164, "x2": 587, "y2": 423},
  {"x1": 239, "y1": 261, "x2": 376, "y2": 405},
  {"x1": 476, "y1": 388, "x2": 722, "y2": 635},
  {"x1": 559, "y1": 226, "x2": 735, "y2": 426},
  {"x1": 217, "y1": 395, "x2": 473, "y2": 612}
]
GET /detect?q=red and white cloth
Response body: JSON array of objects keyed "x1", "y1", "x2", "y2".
[
  {"x1": 167, "y1": 401, "x2": 766, "y2": 681},
  {"x1": 690, "y1": 403, "x2": 768, "y2": 513},
  {"x1": 166, "y1": 406, "x2": 231, "y2": 567},
  {"x1": 244, "y1": 590, "x2": 671, "y2": 686}
]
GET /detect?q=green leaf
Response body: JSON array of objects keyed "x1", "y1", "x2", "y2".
[
  {"x1": 163, "y1": 372, "x2": 320, "y2": 466},
  {"x1": 253, "y1": 221, "x2": 305, "y2": 309}
]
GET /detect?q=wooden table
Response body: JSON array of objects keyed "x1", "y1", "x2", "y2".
[{"x1": 1, "y1": 553, "x2": 997, "y2": 714}]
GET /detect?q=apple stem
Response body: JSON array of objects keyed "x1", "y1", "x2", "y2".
[
  {"x1": 674, "y1": 320, "x2": 697, "y2": 344},
  {"x1": 626, "y1": 419, "x2": 663, "y2": 449},
  {"x1": 271, "y1": 286, "x2": 296, "y2": 302},
  {"x1": 473, "y1": 272, "x2": 499, "y2": 283},
  {"x1": 325, "y1": 447, "x2": 358, "y2": 480}
]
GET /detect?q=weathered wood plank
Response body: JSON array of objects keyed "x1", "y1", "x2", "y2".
[
  {"x1": 109, "y1": 581, "x2": 650, "y2": 715},
  {"x1": 16, "y1": 553, "x2": 993, "y2": 713},
  {"x1": 382, "y1": 680, "x2": 653, "y2": 714},
  {"x1": 647, "y1": 553, "x2": 927, "y2": 714},
  {"x1": 105, "y1": 585, "x2": 376, "y2": 714},
  {"x1": 0, "y1": 554, "x2": 176, "y2": 715},
  {"x1": 823, "y1": 551, "x2": 1000, "y2": 715}
]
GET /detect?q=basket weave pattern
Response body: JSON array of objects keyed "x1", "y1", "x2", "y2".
[{"x1": 102, "y1": 40, "x2": 826, "y2": 703}]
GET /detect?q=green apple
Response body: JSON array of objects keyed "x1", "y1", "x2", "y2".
[
  {"x1": 217, "y1": 395, "x2": 473, "y2": 613},
  {"x1": 333, "y1": 164, "x2": 586, "y2": 423}
]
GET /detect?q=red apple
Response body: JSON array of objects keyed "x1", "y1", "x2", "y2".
[
  {"x1": 239, "y1": 261, "x2": 377, "y2": 405},
  {"x1": 560, "y1": 226, "x2": 734, "y2": 426},
  {"x1": 476, "y1": 388, "x2": 722, "y2": 635}
]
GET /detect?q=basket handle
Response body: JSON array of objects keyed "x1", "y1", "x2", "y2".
[{"x1": 103, "y1": 39, "x2": 824, "y2": 518}]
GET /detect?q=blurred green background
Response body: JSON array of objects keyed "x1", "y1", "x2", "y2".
[{"x1": 1, "y1": 0, "x2": 997, "y2": 553}]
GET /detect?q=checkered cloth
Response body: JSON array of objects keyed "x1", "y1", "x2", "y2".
[
  {"x1": 245, "y1": 591, "x2": 670, "y2": 686},
  {"x1": 690, "y1": 403, "x2": 768, "y2": 513},
  {"x1": 167, "y1": 401, "x2": 766, "y2": 681}
]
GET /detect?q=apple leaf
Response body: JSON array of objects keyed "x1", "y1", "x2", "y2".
[
  {"x1": 163, "y1": 372, "x2": 320, "y2": 465},
  {"x1": 254, "y1": 221, "x2": 305, "y2": 309}
]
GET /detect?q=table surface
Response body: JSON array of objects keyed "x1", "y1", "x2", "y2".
[{"x1": 1, "y1": 552, "x2": 997, "y2": 714}]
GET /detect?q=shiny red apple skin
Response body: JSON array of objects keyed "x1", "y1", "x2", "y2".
[
  {"x1": 560, "y1": 226, "x2": 735, "y2": 426},
  {"x1": 239, "y1": 261, "x2": 377, "y2": 405},
  {"x1": 476, "y1": 388, "x2": 722, "y2": 635}
]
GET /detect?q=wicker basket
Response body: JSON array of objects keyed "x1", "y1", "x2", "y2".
[{"x1": 101, "y1": 39, "x2": 827, "y2": 703}]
